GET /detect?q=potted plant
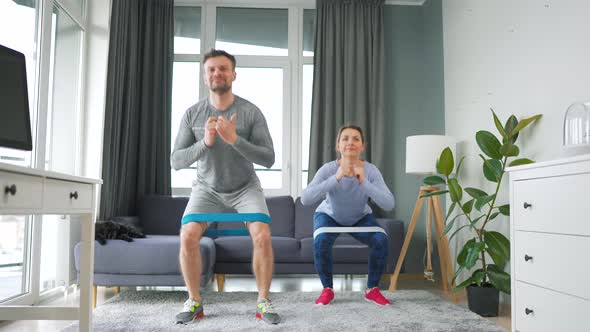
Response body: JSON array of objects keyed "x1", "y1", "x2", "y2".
[{"x1": 422, "y1": 110, "x2": 542, "y2": 317}]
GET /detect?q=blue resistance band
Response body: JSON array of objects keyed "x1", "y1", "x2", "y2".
[{"x1": 181, "y1": 213, "x2": 271, "y2": 236}]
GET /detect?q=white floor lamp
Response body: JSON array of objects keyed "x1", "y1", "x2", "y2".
[{"x1": 389, "y1": 135, "x2": 457, "y2": 298}]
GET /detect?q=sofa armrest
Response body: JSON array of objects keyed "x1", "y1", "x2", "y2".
[{"x1": 376, "y1": 218, "x2": 405, "y2": 274}]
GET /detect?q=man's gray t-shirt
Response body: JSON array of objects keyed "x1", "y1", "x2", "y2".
[{"x1": 170, "y1": 95, "x2": 275, "y2": 193}]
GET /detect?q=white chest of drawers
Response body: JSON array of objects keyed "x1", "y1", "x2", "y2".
[{"x1": 508, "y1": 154, "x2": 590, "y2": 332}]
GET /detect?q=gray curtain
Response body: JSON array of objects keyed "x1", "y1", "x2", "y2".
[
  {"x1": 309, "y1": 0, "x2": 386, "y2": 185},
  {"x1": 99, "y1": 0, "x2": 173, "y2": 219}
]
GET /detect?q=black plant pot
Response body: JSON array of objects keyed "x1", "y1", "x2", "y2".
[{"x1": 466, "y1": 284, "x2": 499, "y2": 317}]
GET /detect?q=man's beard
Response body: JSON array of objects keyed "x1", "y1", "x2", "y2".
[{"x1": 210, "y1": 82, "x2": 232, "y2": 94}]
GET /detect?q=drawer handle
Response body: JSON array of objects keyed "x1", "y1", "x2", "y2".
[
  {"x1": 4, "y1": 184, "x2": 17, "y2": 196},
  {"x1": 524, "y1": 254, "x2": 533, "y2": 262},
  {"x1": 525, "y1": 308, "x2": 534, "y2": 315},
  {"x1": 69, "y1": 191, "x2": 78, "y2": 200},
  {"x1": 523, "y1": 202, "x2": 532, "y2": 209}
]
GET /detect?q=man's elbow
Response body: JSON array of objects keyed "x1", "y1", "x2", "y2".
[
  {"x1": 263, "y1": 152, "x2": 275, "y2": 169},
  {"x1": 170, "y1": 155, "x2": 183, "y2": 171}
]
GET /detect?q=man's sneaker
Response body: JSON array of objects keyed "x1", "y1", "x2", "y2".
[
  {"x1": 175, "y1": 298, "x2": 204, "y2": 324},
  {"x1": 256, "y1": 298, "x2": 281, "y2": 324},
  {"x1": 315, "y1": 288, "x2": 335, "y2": 305},
  {"x1": 364, "y1": 287, "x2": 391, "y2": 306}
]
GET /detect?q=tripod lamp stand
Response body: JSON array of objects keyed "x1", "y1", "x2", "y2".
[{"x1": 389, "y1": 135, "x2": 456, "y2": 294}]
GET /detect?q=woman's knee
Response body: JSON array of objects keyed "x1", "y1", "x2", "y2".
[
  {"x1": 372, "y1": 233, "x2": 388, "y2": 249},
  {"x1": 314, "y1": 234, "x2": 335, "y2": 252}
]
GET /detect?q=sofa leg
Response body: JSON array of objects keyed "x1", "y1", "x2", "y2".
[
  {"x1": 216, "y1": 274, "x2": 225, "y2": 292},
  {"x1": 93, "y1": 286, "x2": 97, "y2": 309},
  {"x1": 114, "y1": 286, "x2": 120, "y2": 294}
]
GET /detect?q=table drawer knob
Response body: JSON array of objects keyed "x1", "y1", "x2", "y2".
[
  {"x1": 70, "y1": 191, "x2": 78, "y2": 200},
  {"x1": 523, "y1": 202, "x2": 532, "y2": 209},
  {"x1": 525, "y1": 308, "x2": 534, "y2": 315},
  {"x1": 4, "y1": 184, "x2": 16, "y2": 196},
  {"x1": 524, "y1": 254, "x2": 533, "y2": 262}
]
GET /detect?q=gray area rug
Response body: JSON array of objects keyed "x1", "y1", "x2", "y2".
[{"x1": 63, "y1": 290, "x2": 506, "y2": 331}]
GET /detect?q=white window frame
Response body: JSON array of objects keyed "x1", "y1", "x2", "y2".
[
  {"x1": 173, "y1": 1, "x2": 315, "y2": 198},
  {"x1": 1, "y1": 0, "x2": 88, "y2": 306}
]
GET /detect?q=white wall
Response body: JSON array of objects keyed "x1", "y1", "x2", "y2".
[{"x1": 443, "y1": 0, "x2": 590, "y2": 299}]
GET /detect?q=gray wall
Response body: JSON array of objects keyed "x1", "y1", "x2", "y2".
[{"x1": 384, "y1": 0, "x2": 445, "y2": 274}]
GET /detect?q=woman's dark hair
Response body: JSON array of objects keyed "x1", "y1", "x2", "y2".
[
  {"x1": 335, "y1": 124, "x2": 365, "y2": 150},
  {"x1": 202, "y1": 49, "x2": 236, "y2": 70}
]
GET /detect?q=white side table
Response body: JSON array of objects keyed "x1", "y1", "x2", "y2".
[{"x1": 0, "y1": 162, "x2": 101, "y2": 332}]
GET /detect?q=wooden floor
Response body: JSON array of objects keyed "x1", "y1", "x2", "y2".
[{"x1": 0, "y1": 274, "x2": 510, "y2": 331}]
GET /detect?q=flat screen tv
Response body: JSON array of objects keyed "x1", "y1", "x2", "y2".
[{"x1": 0, "y1": 44, "x2": 33, "y2": 151}]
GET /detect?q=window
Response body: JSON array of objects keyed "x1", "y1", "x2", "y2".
[
  {"x1": 40, "y1": 2, "x2": 85, "y2": 294},
  {"x1": 216, "y1": 7, "x2": 288, "y2": 56},
  {"x1": 171, "y1": 61, "x2": 200, "y2": 190},
  {"x1": 301, "y1": 9, "x2": 315, "y2": 187},
  {"x1": 171, "y1": 7, "x2": 201, "y2": 195},
  {"x1": 171, "y1": 5, "x2": 315, "y2": 197},
  {"x1": 0, "y1": 0, "x2": 87, "y2": 303},
  {"x1": 0, "y1": 0, "x2": 38, "y2": 168},
  {"x1": 232, "y1": 66, "x2": 285, "y2": 189},
  {"x1": 0, "y1": 0, "x2": 38, "y2": 303}
]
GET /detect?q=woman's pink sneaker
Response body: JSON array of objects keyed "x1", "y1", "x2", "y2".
[
  {"x1": 315, "y1": 288, "x2": 335, "y2": 305},
  {"x1": 364, "y1": 287, "x2": 391, "y2": 306}
]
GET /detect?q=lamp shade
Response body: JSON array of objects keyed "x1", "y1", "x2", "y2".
[{"x1": 406, "y1": 135, "x2": 456, "y2": 175}]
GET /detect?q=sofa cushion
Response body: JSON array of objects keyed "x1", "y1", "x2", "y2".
[
  {"x1": 75, "y1": 235, "x2": 215, "y2": 275},
  {"x1": 215, "y1": 196, "x2": 295, "y2": 237},
  {"x1": 299, "y1": 236, "x2": 371, "y2": 263},
  {"x1": 215, "y1": 236, "x2": 301, "y2": 262},
  {"x1": 294, "y1": 197, "x2": 320, "y2": 239},
  {"x1": 138, "y1": 196, "x2": 189, "y2": 235}
]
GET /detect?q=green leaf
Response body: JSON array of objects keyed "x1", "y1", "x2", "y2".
[
  {"x1": 483, "y1": 231, "x2": 510, "y2": 261},
  {"x1": 455, "y1": 156, "x2": 466, "y2": 177},
  {"x1": 447, "y1": 178, "x2": 462, "y2": 203},
  {"x1": 499, "y1": 143, "x2": 520, "y2": 157},
  {"x1": 452, "y1": 265, "x2": 464, "y2": 285},
  {"x1": 467, "y1": 214, "x2": 486, "y2": 229},
  {"x1": 504, "y1": 115, "x2": 519, "y2": 143},
  {"x1": 489, "y1": 211, "x2": 500, "y2": 220},
  {"x1": 486, "y1": 247, "x2": 506, "y2": 270},
  {"x1": 444, "y1": 213, "x2": 465, "y2": 236},
  {"x1": 481, "y1": 155, "x2": 502, "y2": 183},
  {"x1": 448, "y1": 224, "x2": 470, "y2": 241},
  {"x1": 512, "y1": 114, "x2": 542, "y2": 136},
  {"x1": 465, "y1": 241, "x2": 486, "y2": 269},
  {"x1": 446, "y1": 202, "x2": 457, "y2": 221},
  {"x1": 491, "y1": 109, "x2": 508, "y2": 139},
  {"x1": 498, "y1": 204, "x2": 510, "y2": 216},
  {"x1": 456, "y1": 239, "x2": 475, "y2": 266},
  {"x1": 420, "y1": 190, "x2": 449, "y2": 198},
  {"x1": 423, "y1": 175, "x2": 446, "y2": 185},
  {"x1": 465, "y1": 187, "x2": 488, "y2": 199},
  {"x1": 509, "y1": 158, "x2": 534, "y2": 167},
  {"x1": 475, "y1": 194, "x2": 496, "y2": 211},
  {"x1": 476, "y1": 131, "x2": 502, "y2": 159},
  {"x1": 462, "y1": 199, "x2": 474, "y2": 214},
  {"x1": 471, "y1": 268, "x2": 487, "y2": 287},
  {"x1": 454, "y1": 276, "x2": 477, "y2": 291},
  {"x1": 486, "y1": 264, "x2": 511, "y2": 294},
  {"x1": 436, "y1": 147, "x2": 455, "y2": 176}
]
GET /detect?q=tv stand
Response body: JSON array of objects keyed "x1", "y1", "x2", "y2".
[{"x1": 0, "y1": 162, "x2": 101, "y2": 332}]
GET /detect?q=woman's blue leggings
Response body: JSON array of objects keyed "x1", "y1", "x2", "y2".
[{"x1": 313, "y1": 212, "x2": 389, "y2": 289}]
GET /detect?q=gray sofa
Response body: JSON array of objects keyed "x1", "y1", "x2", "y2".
[{"x1": 75, "y1": 195, "x2": 404, "y2": 297}]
